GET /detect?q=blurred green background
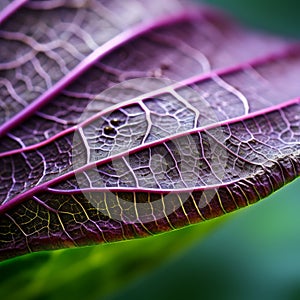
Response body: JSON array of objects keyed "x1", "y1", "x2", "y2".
[
  {"x1": 1, "y1": 0, "x2": 300, "y2": 299},
  {"x1": 202, "y1": 0, "x2": 300, "y2": 37},
  {"x1": 106, "y1": 179, "x2": 300, "y2": 300}
]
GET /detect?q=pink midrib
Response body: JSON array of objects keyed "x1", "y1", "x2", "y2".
[
  {"x1": 0, "y1": 96, "x2": 299, "y2": 215},
  {"x1": 0, "y1": 0, "x2": 28, "y2": 25},
  {"x1": 0, "y1": 9, "x2": 201, "y2": 137},
  {"x1": 0, "y1": 44, "x2": 298, "y2": 158}
]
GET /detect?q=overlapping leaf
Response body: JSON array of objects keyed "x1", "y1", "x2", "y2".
[{"x1": 0, "y1": 0, "x2": 299, "y2": 261}]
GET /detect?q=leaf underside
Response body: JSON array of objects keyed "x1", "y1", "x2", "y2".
[{"x1": 0, "y1": 0, "x2": 299, "y2": 261}]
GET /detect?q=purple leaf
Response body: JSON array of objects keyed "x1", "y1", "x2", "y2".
[{"x1": 0, "y1": 0, "x2": 299, "y2": 261}]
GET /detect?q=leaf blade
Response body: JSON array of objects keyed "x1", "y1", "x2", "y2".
[{"x1": 0, "y1": 0, "x2": 299, "y2": 261}]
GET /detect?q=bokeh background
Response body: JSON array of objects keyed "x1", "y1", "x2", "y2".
[{"x1": 1, "y1": 0, "x2": 300, "y2": 299}]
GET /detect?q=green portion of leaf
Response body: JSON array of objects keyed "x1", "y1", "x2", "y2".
[{"x1": 0, "y1": 211, "x2": 227, "y2": 300}]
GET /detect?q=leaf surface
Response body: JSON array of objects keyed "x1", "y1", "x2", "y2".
[{"x1": 0, "y1": 0, "x2": 299, "y2": 261}]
